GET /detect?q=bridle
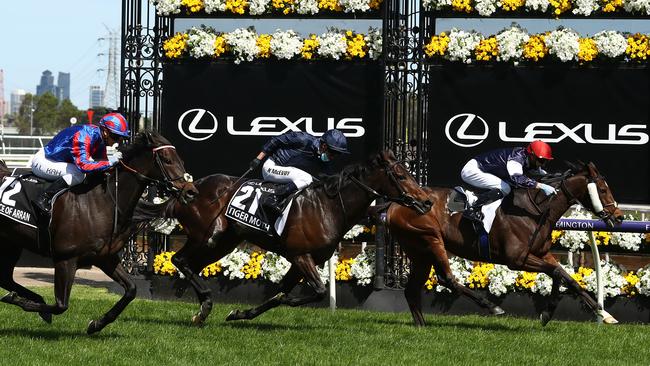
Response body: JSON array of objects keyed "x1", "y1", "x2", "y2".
[
  {"x1": 350, "y1": 159, "x2": 430, "y2": 214},
  {"x1": 119, "y1": 144, "x2": 193, "y2": 194},
  {"x1": 559, "y1": 173, "x2": 618, "y2": 222}
]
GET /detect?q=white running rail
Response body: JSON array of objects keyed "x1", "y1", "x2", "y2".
[{"x1": 0, "y1": 135, "x2": 54, "y2": 168}]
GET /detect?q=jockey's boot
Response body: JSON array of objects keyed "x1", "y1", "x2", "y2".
[
  {"x1": 33, "y1": 177, "x2": 69, "y2": 214},
  {"x1": 262, "y1": 182, "x2": 297, "y2": 216},
  {"x1": 464, "y1": 189, "x2": 504, "y2": 222}
]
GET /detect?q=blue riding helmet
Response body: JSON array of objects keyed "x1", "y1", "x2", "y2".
[{"x1": 321, "y1": 129, "x2": 350, "y2": 154}]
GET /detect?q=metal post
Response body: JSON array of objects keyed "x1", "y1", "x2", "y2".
[
  {"x1": 374, "y1": 219, "x2": 386, "y2": 289},
  {"x1": 328, "y1": 252, "x2": 336, "y2": 312},
  {"x1": 588, "y1": 231, "x2": 604, "y2": 324}
]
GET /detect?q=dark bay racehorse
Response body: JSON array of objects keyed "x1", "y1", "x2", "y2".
[
  {"x1": 0, "y1": 131, "x2": 198, "y2": 334},
  {"x1": 384, "y1": 161, "x2": 624, "y2": 326},
  {"x1": 143, "y1": 150, "x2": 432, "y2": 325}
]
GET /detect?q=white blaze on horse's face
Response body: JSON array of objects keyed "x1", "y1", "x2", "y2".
[{"x1": 587, "y1": 182, "x2": 604, "y2": 213}]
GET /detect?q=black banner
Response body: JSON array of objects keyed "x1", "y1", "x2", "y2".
[
  {"x1": 161, "y1": 61, "x2": 383, "y2": 180},
  {"x1": 427, "y1": 65, "x2": 649, "y2": 204}
]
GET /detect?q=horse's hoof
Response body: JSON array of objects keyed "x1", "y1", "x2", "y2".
[
  {"x1": 540, "y1": 312, "x2": 551, "y2": 326},
  {"x1": 87, "y1": 320, "x2": 102, "y2": 335},
  {"x1": 603, "y1": 316, "x2": 619, "y2": 324},
  {"x1": 39, "y1": 311, "x2": 52, "y2": 324},
  {"x1": 491, "y1": 306, "x2": 505, "y2": 316},
  {"x1": 0, "y1": 292, "x2": 16, "y2": 304},
  {"x1": 191, "y1": 314, "x2": 205, "y2": 326}
]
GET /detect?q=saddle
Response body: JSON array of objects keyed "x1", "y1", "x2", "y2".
[{"x1": 225, "y1": 179, "x2": 301, "y2": 236}]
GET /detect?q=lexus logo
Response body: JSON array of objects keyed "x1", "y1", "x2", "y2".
[
  {"x1": 445, "y1": 113, "x2": 489, "y2": 147},
  {"x1": 178, "y1": 109, "x2": 218, "y2": 141}
]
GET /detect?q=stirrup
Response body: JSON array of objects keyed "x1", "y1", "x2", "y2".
[{"x1": 33, "y1": 198, "x2": 52, "y2": 214}]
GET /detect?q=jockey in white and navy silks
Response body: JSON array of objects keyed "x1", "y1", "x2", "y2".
[
  {"x1": 460, "y1": 140, "x2": 556, "y2": 220},
  {"x1": 249, "y1": 129, "x2": 350, "y2": 215},
  {"x1": 31, "y1": 112, "x2": 130, "y2": 213}
]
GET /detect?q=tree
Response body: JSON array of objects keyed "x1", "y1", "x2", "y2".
[
  {"x1": 57, "y1": 99, "x2": 83, "y2": 129},
  {"x1": 33, "y1": 92, "x2": 60, "y2": 134},
  {"x1": 15, "y1": 93, "x2": 35, "y2": 135}
]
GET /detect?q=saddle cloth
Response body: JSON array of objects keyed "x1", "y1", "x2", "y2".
[
  {"x1": 0, "y1": 170, "x2": 64, "y2": 229},
  {"x1": 225, "y1": 180, "x2": 296, "y2": 236},
  {"x1": 447, "y1": 186, "x2": 502, "y2": 233}
]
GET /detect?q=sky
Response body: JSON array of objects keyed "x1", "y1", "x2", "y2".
[
  {"x1": 1, "y1": 1, "x2": 121, "y2": 110},
  {"x1": 1, "y1": 1, "x2": 648, "y2": 112}
]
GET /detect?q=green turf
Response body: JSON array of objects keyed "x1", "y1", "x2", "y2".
[{"x1": 0, "y1": 286, "x2": 648, "y2": 366}]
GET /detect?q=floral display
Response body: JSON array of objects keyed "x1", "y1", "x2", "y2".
[
  {"x1": 421, "y1": 0, "x2": 650, "y2": 15},
  {"x1": 151, "y1": 0, "x2": 381, "y2": 15},
  {"x1": 163, "y1": 27, "x2": 382, "y2": 62},
  {"x1": 424, "y1": 25, "x2": 649, "y2": 64}
]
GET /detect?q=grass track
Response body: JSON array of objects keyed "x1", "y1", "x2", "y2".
[{"x1": 0, "y1": 286, "x2": 648, "y2": 365}]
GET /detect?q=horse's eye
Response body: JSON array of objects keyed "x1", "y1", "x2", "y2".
[
  {"x1": 397, "y1": 175, "x2": 406, "y2": 181},
  {"x1": 164, "y1": 158, "x2": 173, "y2": 164}
]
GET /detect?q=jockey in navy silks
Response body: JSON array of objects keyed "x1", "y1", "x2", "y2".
[
  {"x1": 460, "y1": 140, "x2": 557, "y2": 221},
  {"x1": 31, "y1": 112, "x2": 130, "y2": 213},
  {"x1": 249, "y1": 129, "x2": 350, "y2": 215}
]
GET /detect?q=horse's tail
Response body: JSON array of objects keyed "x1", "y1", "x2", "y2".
[{"x1": 132, "y1": 198, "x2": 176, "y2": 224}]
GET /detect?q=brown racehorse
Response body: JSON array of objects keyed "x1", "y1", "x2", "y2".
[
  {"x1": 384, "y1": 161, "x2": 625, "y2": 326},
  {"x1": 0, "y1": 131, "x2": 198, "y2": 334},
  {"x1": 140, "y1": 150, "x2": 432, "y2": 325}
]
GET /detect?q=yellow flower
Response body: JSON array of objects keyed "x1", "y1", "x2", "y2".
[
  {"x1": 451, "y1": 0, "x2": 472, "y2": 12},
  {"x1": 256, "y1": 34, "x2": 272, "y2": 58},
  {"x1": 272, "y1": 0, "x2": 295, "y2": 13},
  {"x1": 551, "y1": 230, "x2": 563, "y2": 243},
  {"x1": 571, "y1": 267, "x2": 593, "y2": 289},
  {"x1": 369, "y1": 0, "x2": 382, "y2": 9},
  {"x1": 466, "y1": 262, "x2": 494, "y2": 289},
  {"x1": 474, "y1": 36, "x2": 498, "y2": 61},
  {"x1": 593, "y1": 231, "x2": 611, "y2": 245},
  {"x1": 226, "y1": 0, "x2": 248, "y2": 14},
  {"x1": 424, "y1": 32, "x2": 450, "y2": 57},
  {"x1": 523, "y1": 34, "x2": 548, "y2": 61},
  {"x1": 424, "y1": 267, "x2": 437, "y2": 290},
  {"x1": 622, "y1": 272, "x2": 639, "y2": 296},
  {"x1": 318, "y1": 0, "x2": 343, "y2": 11},
  {"x1": 242, "y1": 251, "x2": 265, "y2": 280},
  {"x1": 214, "y1": 35, "x2": 228, "y2": 57},
  {"x1": 500, "y1": 0, "x2": 524, "y2": 11},
  {"x1": 578, "y1": 37, "x2": 598, "y2": 62},
  {"x1": 516, "y1": 271, "x2": 537, "y2": 290},
  {"x1": 335, "y1": 258, "x2": 355, "y2": 281},
  {"x1": 626, "y1": 34, "x2": 650, "y2": 61},
  {"x1": 163, "y1": 33, "x2": 189, "y2": 59},
  {"x1": 602, "y1": 0, "x2": 623, "y2": 12},
  {"x1": 201, "y1": 261, "x2": 223, "y2": 277},
  {"x1": 548, "y1": 0, "x2": 571, "y2": 15},
  {"x1": 153, "y1": 251, "x2": 177, "y2": 275},
  {"x1": 345, "y1": 31, "x2": 367, "y2": 59},
  {"x1": 182, "y1": 0, "x2": 205, "y2": 12},
  {"x1": 301, "y1": 34, "x2": 320, "y2": 60}
]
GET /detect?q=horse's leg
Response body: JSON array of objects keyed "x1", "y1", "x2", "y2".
[
  {"x1": 539, "y1": 253, "x2": 562, "y2": 326},
  {"x1": 404, "y1": 257, "x2": 431, "y2": 327},
  {"x1": 226, "y1": 264, "x2": 303, "y2": 321},
  {"x1": 86, "y1": 256, "x2": 136, "y2": 334},
  {"x1": 0, "y1": 246, "x2": 52, "y2": 323}
]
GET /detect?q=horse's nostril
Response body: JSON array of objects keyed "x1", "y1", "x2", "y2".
[{"x1": 425, "y1": 200, "x2": 432, "y2": 206}]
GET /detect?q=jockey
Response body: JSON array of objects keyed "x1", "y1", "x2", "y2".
[
  {"x1": 249, "y1": 129, "x2": 350, "y2": 215},
  {"x1": 460, "y1": 140, "x2": 556, "y2": 221},
  {"x1": 31, "y1": 112, "x2": 130, "y2": 213}
]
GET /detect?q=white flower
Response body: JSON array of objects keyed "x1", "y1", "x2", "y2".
[
  {"x1": 187, "y1": 27, "x2": 217, "y2": 58},
  {"x1": 545, "y1": 28, "x2": 580, "y2": 62},
  {"x1": 270, "y1": 30, "x2": 303, "y2": 60},
  {"x1": 365, "y1": 28, "x2": 383, "y2": 60},
  {"x1": 532, "y1": 272, "x2": 553, "y2": 295},
  {"x1": 204, "y1": 0, "x2": 227, "y2": 12},
  {"x1": 593, "y1": 31, "x2": 627, "y2": 58},
  {"x1": 318, "y1": 31, "x2": 348, "y2": 60},
  {"x1": 150, "y1": 218, "x2": 179, "y2": 235},
  {"x1": 151, "y1": 0, "x2": 182, "y2": 15},
  {"x1": 524, "y1": 0, "x2": 549, "y2": 11},
  {"x1": 558, "y1": 209, "x2": 593, "y2": 252},
  {"x1": 496, "y1": 25, "x2": 529, "y2": 62},
  {"x1": 317, "y1": 252, "x2": 338, "y2": 284},
  {"x1": 220, "y1": 248, "x2": 251, "y2": 279},
  {"x1": 636, "y1": 265, "x2": 650, "y2": 296},
  {"x1": 487, "y1": 264, "x2": 518, "y2": 296},
  {"x1": 583, "y1": 261, "x2": 626, "y2": 298},
  {"x1": 623, "y1": 0, "x2": 650, "y2": 14},
  {"x1": 422, "y1": 0, "x2": 452, "y2": 10},
  {"x1": 449, "y1": 256, "x2": 473, "y2": 285},
  {"x1": 611, "y1": 232, "x2": 644, "y2": 251},
  {"x1": 225, "y1": 28, "x2": 259, "y2": 63},
  {"x1": 249, "y1": 0, "x2": 272, "y2": 15},
  {"x1": 261, "y1": 251, "x2": 291, "y2": 283},
  {"x1": 350, "y1": 249, "x2": 375, "y2": 286},
  {"x1": 446, "y1": 28, "x2": 482, "y2": 63},
  {"x1": 296, "y1": 0, "x2": 319, "y2": 13},
  {"x1": 340, "y1": 0, "x2": 370, "y2": 12},
  {"x1": 572, "y1": 0, "x2": 599, "y2": 15},
  {"x1": 475, "y1": 0, "x2": 498, "y2": 16}
]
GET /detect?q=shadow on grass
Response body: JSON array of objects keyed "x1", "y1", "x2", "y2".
[
  {"x1": 119, "y1": 315, "x2": 198, "y2": 328},
  {"x1": 0, "y1": 327, "x2": 121, "y2": 340},
  {"x1": 364, "y1": 316, "x2": 542, "y2": 332},
  {"x1": 220, "y1": 321, "x2": 319, "y2": 332}
]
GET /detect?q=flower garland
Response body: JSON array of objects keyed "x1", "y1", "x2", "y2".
[
  {"x1": 163, "y1": 27, "x2": 382, "y2": 63},
  {"x1": 421, "y1": 0, "x2": 650, "y2": 15},
  {"x1": 424, "y1": 26, "x2": 650, "y2": 64},
  {"x1": 151, "y1": 0, "x2": 382, "y2": 15}
]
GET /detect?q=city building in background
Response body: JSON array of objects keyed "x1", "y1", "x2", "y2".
[
  {"x1": 58, "y1": 72, "x2": 70, "y2": 101},
  {"x1": 36, "y1": 70, "x2": 57, "y2": 97},
  {"x1": 89, "y1": 85, "x2": 104, "y2": 108},
  {"x1": 10, "y1": 89, "x2": 26, "y2": 115},
  {"x1": 0, "y1": 69, "x2": 5, "y2": 122}
]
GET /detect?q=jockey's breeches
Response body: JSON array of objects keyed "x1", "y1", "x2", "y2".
[
  {"x1": 461, "y1": 159, "x2": 512, "y2": 195},
  {"x1": 262, "y1": 159, "x2": 312, "y2": 190},
  {"x1": 31, "y1": 148, "x2": 85, "y2": 186}
]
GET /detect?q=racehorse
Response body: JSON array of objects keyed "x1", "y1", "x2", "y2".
[
  {"x1": 0, "y1": 131, "x2": 198, "y2": 334},
  {"x1": 140, "y1": 150, "x2": 432, "y2": 325},
  {"x1": 384, "y1": 161, "x2": 625, "y2": 326}
]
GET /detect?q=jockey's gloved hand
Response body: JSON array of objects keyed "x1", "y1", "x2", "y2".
[
  {"x1": 108, "y1": 151, "x2": 123, "y2": 165},
  {"x1": 537, "y1": 183, "x2": 557, "y2": 196},
  {"x1": 249, "y1": 158, "x2": 262, "y2": 171}
]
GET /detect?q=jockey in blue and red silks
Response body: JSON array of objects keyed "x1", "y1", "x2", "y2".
[{"x1": 31, "y1": 112, "x2": 130, "y2": 213}]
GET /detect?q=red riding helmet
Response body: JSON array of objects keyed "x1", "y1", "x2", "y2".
[
  {"x1": 526, "y1": 140, "x2": 553, "y2": 160},
  {"x1": 99, "y1": 113, "x2": 130, "y2": 137}
]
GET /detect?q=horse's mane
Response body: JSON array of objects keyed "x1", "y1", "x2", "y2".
[
  {"x1": 534, "y1": 161, "x2": 589, "y2": 188},
  {"x1": 311, "y1": 162, "x2": 369, "y2": 198},
  {"x1": 119, "y1": 130, "x2": 168, "y2": 162}
]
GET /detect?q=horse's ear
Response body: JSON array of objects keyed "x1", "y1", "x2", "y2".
[{"x1": 564, "y1": 161, "x2": 581, "y2": 173}]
